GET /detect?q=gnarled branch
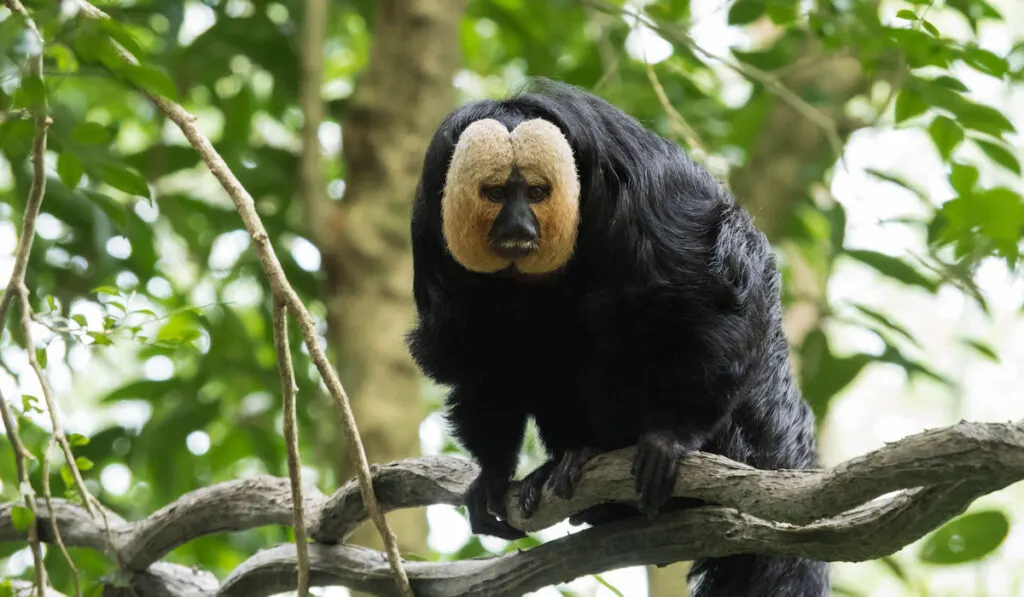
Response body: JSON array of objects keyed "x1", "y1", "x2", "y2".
[{"x1": 2, "y1": 419, "x2": 1022, "y2": 596}]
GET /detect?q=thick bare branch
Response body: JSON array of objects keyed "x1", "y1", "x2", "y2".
[{"x1": 2, "y1": 420, "x2": 1021, "y2": 596}]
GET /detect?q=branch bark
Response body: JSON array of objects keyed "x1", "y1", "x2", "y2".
[{"x1": 3, "y1": 419, "x2": 1021, "y2": 597}]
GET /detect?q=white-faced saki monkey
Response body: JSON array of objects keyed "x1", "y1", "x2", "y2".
[{"x1": 406, "y1": 78, "x2": 829, "y2": 597}]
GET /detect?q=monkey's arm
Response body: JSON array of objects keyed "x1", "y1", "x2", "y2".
[
  {"x1": 614, "y1": 202, "x2": 771, "y2": 516},
  {"x1": 445, "y1": 383, "x2": 530, "y2": 540}
]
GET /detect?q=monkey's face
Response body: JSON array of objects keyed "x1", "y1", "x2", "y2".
[{"x1": 441, "y1": 118, "x2": 580, "y2": 276}]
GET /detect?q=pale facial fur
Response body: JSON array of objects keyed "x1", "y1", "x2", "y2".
[{"x1": 441, "y1": 118, "x2": 580, "y2": 275}]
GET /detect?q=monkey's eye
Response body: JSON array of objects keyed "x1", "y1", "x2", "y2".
[
  {"x1": 526, "y1": 185, "x2": 549, "y2": 202},
  {"x1": 482, "y1": 186, "x2": 504, "y2": 202}
]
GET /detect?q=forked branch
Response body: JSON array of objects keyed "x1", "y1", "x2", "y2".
[{"x1": 2, "y1": 419, "x2": 1022, "y2": 596}]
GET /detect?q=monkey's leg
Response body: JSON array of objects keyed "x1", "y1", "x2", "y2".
[{"x1": 447, "y1": 384, "x2": 529, "y2": 540}]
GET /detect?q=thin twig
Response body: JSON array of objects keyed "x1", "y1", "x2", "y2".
[
  {"x1": 0, "y1": 4, "x2": 54, "y2": 593},
  {"x1": 42, "y1": 439, "x2": 82, "y2": 597},
  {"x1": 0, "y1": 0, "x2": 49, "y2": 329},
  {"x1": 19, "y1": 285, "x2": 95, "y2": 518},
  {"x1": 583, "y1": 0, "x2": 845, "y2": 162},
  {"x1": 0, "y1": 388, "x2": 47, "y2": 596},
  {"x1": 643, "y1": 59, "x2": 706, "y2": 154},
  {"x1": 73, "y1": 2, "x2": 413, "y2": 594},
  {"x1": 272, "y1": 295, "x2": 310, "y2": 597}
]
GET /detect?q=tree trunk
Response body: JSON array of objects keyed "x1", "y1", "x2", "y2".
[{"x1": 311, "y1": 0, "x2": 466, "y2": 561}]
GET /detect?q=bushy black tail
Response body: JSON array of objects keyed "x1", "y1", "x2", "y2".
[{"x1": 688, "y1": 554, "x2": 829, "y2": 597}]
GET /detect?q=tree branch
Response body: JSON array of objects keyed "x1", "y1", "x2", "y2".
[
  {"x1": 2, "y1": 420, "x2": 1021, "y2": 596},
  {"x1": 271, "y1": 295, "x2": 311, "y2": 596}
]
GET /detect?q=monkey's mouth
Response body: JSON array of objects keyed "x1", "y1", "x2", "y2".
[{"x1": 490, "y1": 238, "x2": 539, "y2": 260}]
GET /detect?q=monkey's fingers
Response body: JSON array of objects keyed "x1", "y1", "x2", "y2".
[
  {"x1": 466, "y1": 480, "x2": 527, "y2": 540},
  {"x1": 517, "y1": 460, "x2": 556, "y2": 518},
  {"x1": 631, "y1": 432, "x2": 684, "y2": 519},
  {"x1": 469, "y1": 512, "x2": 529, "y2": 541},
  {"x1": 548, "y1": 447, "x2": 600, "y2": 500}
]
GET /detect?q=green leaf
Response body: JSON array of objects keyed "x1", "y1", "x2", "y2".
[
  {"x1": 974, "y1": 139, "x2": 1021, "y2": 175},
  {"x1": 850, "y1": 303, "x2": 920, "y2": 347},
  {"x1": 88, "y1": 331, "x2": 114, "y2": 346},
  {"x1": 878, "y1": 556, "x2": 911, "y2": 585},
  {"x1": 21, "y1": 394, "x2": 41, "y2": 414},
  {"x1": 948, "y1": 162, "x2": 979, "y2": 196},
  {"x1": 71, "y1": 121, "x2": 113, "y2": 145},
  {"x1": 960, "y1": 46, "x2": 1009, "y2": 78},
  {"x1": 82, "y1": 190, "x2": 129, "y2": 229},
  {"x1": 931, "y1": 75, "x2": 969, "y2": 92},
  {"x1": 928, "y1": 116, "x2": 963, "y2": 160},
  {"x1": 97, "y1": 18, "x2": 145, "y2": 59},
  {"x1": 894, "y1": 89, "x2": 928, "y2": 123},
  {"x1": 75, "y1": 456, "x2": 95, "y2": 471},
  {"x1": 919, "y1": 510, "x2": 1010, "y2": 564},
  {"x1": 962, "y1": 338, "x2": 999, "y2": 362},
  {"x1": 91, "y1": 162, "x2": 151, "y2": 198},
  {"x1": 68, "y1": 433, "x2": 91, "y2": 447},
  {"x1": 895, "y1": 9, "x2": 918, "y2": 20},
  {"x1": 60, "y1": 464, "x2": 75, "y2": 488},
  {"x1": 35, "y1": 348, "x2": 47, "y2": 369},
  {"x1": 10, "y1": 505, "x2": 34, "y2": 533},
  {"x1": 58, "y1": 151, "x2": 84, "y2": 188},
  {"x1": 92, "y1": 285, "x2": 120, "y2": 296},
  {"x1": 19, "y1": 74, "x2": 46, "y2": 110},
  {"x1": 844, "y1": 249, "x2": 940, "y2": 292},
  {"x1": 72, "y1": 314, "x2": 88, "y2": 327},
  {"x1": 921, "y1": 19, "x2": 940, "y2": 37},
  {"x1": 46, "y1": 43, "x2": 79, "y2": 73},
  {"x1": 122, "y1": 63, "x2": 179, "y2": 101},
  {"x1": 727, "y1": 0, "x2": 764, "y2": 25},
  {"x1": 764, "y1": 0, "x2": 798, "y2": 25},
  {"x1": 865, "y1": 168, "x2": 928, "y2": 202},
  {"x1": 593, "y1": 574, "x2": 626, "y2": 597}
]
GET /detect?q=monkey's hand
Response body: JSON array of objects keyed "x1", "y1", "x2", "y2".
[
  {"x1": 631, "y1": 430, "x2": 691, "y2": 519},
  {"x1": 465, "y1": 470, "x2": 527, "y2": 541},
  {"x1": 518, "y1": 447, "x2": 601, "y2": 518},
  {"x1": 547, "y1": 446, "x2": 602, "y2": 500},
  {"x1": 517, "y1": 459, "x2": 556, "y2": 519}
]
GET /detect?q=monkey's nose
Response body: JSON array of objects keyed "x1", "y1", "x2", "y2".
[{"x1": 489, "y1": 199, "x2": 540, "y2": 258}]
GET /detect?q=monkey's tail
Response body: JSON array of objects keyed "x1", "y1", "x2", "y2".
[{"x1": 688, "y1": 554, "x2": 829, "y2": 597}]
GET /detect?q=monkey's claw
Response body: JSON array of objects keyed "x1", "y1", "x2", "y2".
[
  {"x1": 518, "y1": 459, "x2": 556, "y2": 518},
  {"x1": 465, "y1": 471, "x2": 527, "y2": 541},
  {"x1": 631, "y1": 430, "x2": 689, "y2": 519},
  {"x1": 547, "y1": 447, "x2": 601, "y2": 500}
]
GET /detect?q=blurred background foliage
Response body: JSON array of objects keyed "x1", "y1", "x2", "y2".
[{"x1": 0, "y1": 0, "x2": 1022, "y2": 595}]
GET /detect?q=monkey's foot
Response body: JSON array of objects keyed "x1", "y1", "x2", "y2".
[
  {"x1": 631, "y1": 430, "x2": 690, "y2": 519},
  {"x1": 517, "y1": 459, "x2": 557, "y2": 519},
  {"x1": 547, "y1": 446, "x2": 602, "y2": 500},
  {"x1": 466, "y1": 471, "x2": 527, "y2": 541}
]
